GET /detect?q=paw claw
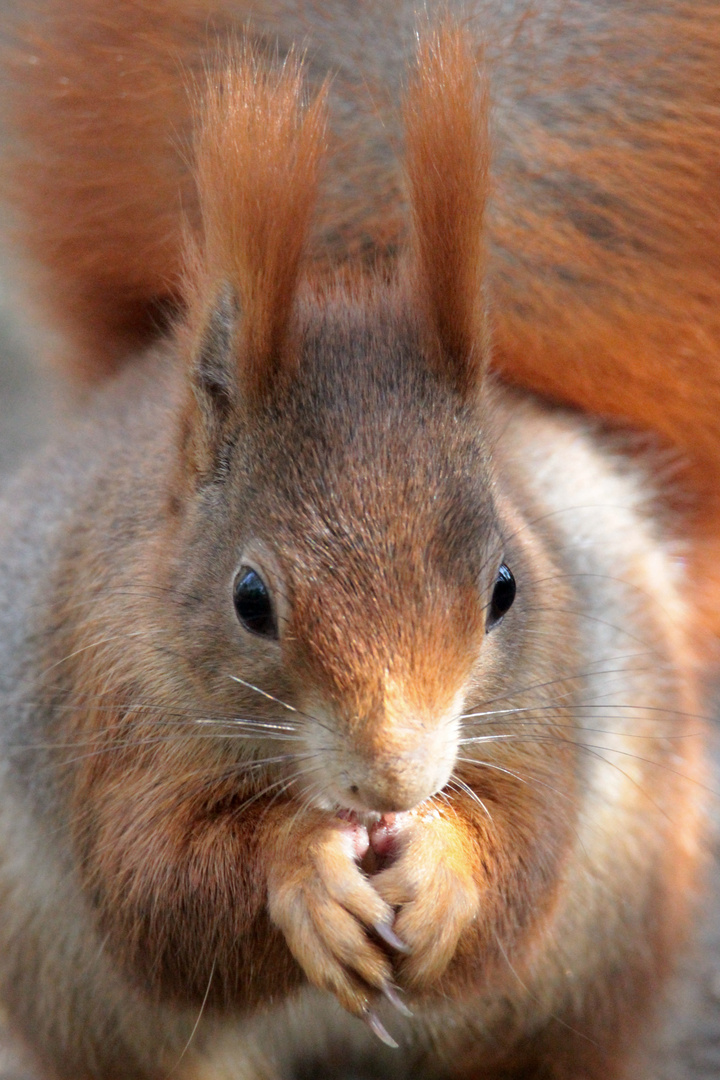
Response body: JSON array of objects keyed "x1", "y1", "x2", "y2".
[
  {"x1": 364, "y1": 1009, "x2": 400, "y2": 1049},
  {"x1": 373, "y1": 919, "x2": 411, "y2": 955},
  {"x1": 382, "y1": 982, "x2": 413, "y2": 1018}
]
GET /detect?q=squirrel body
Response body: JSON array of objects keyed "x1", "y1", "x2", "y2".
[
  {"x1": 0, "y1": 351, "x2": 704, "y2": 1078},
  {"x1": 0, "y1": 2, "x2": 713, "y2": 1078}
]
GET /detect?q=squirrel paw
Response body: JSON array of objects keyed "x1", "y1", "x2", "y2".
[
  {"x1": 373, "y1": 808, "x2": 482, "y2": 989},
  {"x1": 266, "y1": 813, "x2": 400, "y2": 1020}
]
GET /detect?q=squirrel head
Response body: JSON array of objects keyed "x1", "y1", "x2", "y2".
[{"x1": 158, "y1": 28, "x2": 521, "y2": 816}]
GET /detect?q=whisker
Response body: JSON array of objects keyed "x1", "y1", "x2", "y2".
[
  {"x1": 12, "y1": 722, "x2": 307, "y2": 761},
  {"x1": 460, "y1": 701, "x2": 706, "y2": 722},
  {"x1": 38, "y1": 630, "x2": 163, "y2": 679},
  {"x1": 62, "y1": 745, "x2": 315, "y2": 770},
  {"x1": 67, "y1": 758, "x2": 329, "y2": 855},
  {"x1": 459, "y1": 726, "x2": 703, "y2": 744},
  {"x1": 8, "y1": 698, "x2": 302, "y2": 727},
  {"x1": 458, "y1": 729, "x2": 718, "y2": 802},
  {"x1": 226, "y1": 673, "x2": 338, "y2": 737},
  {"x1": 193, "y1": 717, "x2": 300, "y2": 734},
  {"x1": 165, "y1": 958, "x2": 216, "y2": 1079},
  {"x1": 228, "y1": 674, "x2": 299, "y2": 713},
  {"x1": 448, "y1": 776, "x2": 494, "y2": 826},
  {"x1": 522, "y1": 605, "x2": 659, "y2": 652},
  {"x1": 454, "y1": 756, "x2": 578, "y2": 811},
  {"x1": 458, "y1": 663, "x2": 662, "y2": 713}
]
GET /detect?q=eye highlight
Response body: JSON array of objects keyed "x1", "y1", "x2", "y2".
[
  {"x1": 486, "y1": 563, "x2": 516, "y2": 632},
  {"x1": 233, "y1": 566, "x2": 278, "y2": 639}
]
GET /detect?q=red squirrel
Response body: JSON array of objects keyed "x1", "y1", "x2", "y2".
[{"x1": 0, "y1": 2, "x2": 713, "y2": 1078}]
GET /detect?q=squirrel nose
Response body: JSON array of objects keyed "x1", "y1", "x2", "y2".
[
  {"x1": 342, "y1": 781, "x2": 429, "y2": 815},
  {"x1": 302, "y1": 693, "x2": 462, "y2": 815},
  {"x1": 338, "y1": 751, "x2": 454, "y2": 814}
]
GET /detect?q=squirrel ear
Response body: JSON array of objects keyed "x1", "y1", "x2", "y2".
[
  {"x1": 404, "y1": 25, "x2": 490, "y2": 398},
  {"x1": 190, "y1": 281, "x2": 239, "y2": 425},
  {"x1": 189, "y1": 48, "x2": 327, "y2": 406}
]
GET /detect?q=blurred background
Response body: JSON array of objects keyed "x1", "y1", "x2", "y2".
[
  {"x1": 0, "y1": 252, "x2": 57, "y2": 1078},
  {"x1": 0, "y1": 274, "x2": 56, "y2": 473}
]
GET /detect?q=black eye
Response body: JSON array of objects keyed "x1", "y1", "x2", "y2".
[
  {"x1": 486, "y1": 563, "x2": 516, "y2": 632},
  {"x1": 233, "y1": 566, "x2": 278, "y2": 639}
]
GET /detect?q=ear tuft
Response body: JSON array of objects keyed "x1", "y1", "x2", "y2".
[
  {"x1": 191, "y1": 46, "x2": 327, "y2": 402},
  {"x1": 404, "y1": 25, "x2": 490, "y2": 397}
]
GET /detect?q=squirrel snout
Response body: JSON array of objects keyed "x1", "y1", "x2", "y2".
[
  {"x1": 306, "y1": 704, "x2": 461, "y2": 815},
  {"x1": 334, "y1": 763, "x2": 448, "y2": 815}
]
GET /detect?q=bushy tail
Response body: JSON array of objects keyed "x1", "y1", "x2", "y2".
[{"x1": 3, "y1": 0, "x2": 216, "y2": 378}]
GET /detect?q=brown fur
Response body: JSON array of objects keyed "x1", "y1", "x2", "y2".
[{"x1": 0, "y1": 7, "x2": 711, "y2": 1080}]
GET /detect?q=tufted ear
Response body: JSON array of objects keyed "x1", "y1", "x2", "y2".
[
  {"x1": 187, "y1": 47, "x2": 327, "y2": 412},
  {"x1": 404, "y1": 25, "x2": 490, "y2": 398}
]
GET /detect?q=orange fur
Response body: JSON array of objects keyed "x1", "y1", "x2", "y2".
[
  {"x1": 2, "y1": 1, "x2": 201, "y2": 375},
  {"x1": 404, "y1": 27, "x2": 489, "y2": 395},
  {"x1": 192, "y1": 50, "x2": 327, "y2": 398}
]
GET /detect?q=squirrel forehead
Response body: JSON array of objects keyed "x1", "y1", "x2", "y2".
[
  {"x1": 258, "y1": 298, "x2": 493, "y2": 460},
  {"x1": 229, "y1": 301, "x2": 500, "y2": 562}
]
